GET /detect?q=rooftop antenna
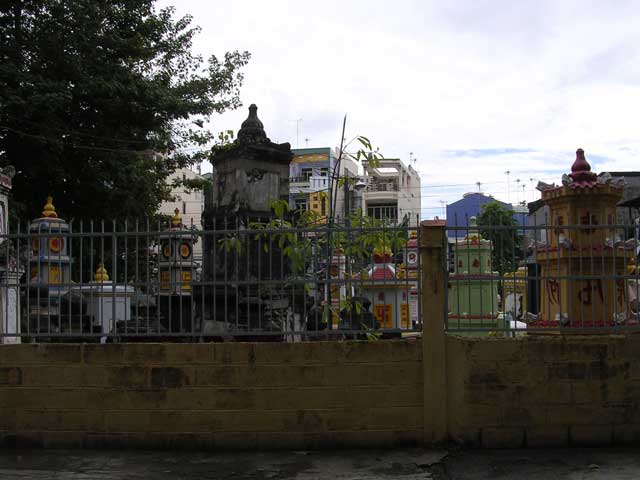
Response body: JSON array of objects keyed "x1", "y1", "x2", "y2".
[
  {"x1": 304, "y1": 137, "x2": 310, "y2": 147},
  {"x1": 439, "y1": 200, "x2": 446, "y2": 218},
  {"x1": 476, "y1": 181, "x2": 481, "y2": 193},
  {"x1": 516, "y1": 178, "x2": 521, "y2": 203},
  {"x1": 505, "y1": 170, "x2": 511, "y2": 203},
  {"x1": 288, "y1": 118, "x2": 302, "y2": 148},
  {"x1": 409, "y1": 152, "x2": 414, "y2": 162},
  {"x1": 529, "y1": 177, "x2": 535, "y2": 199}
]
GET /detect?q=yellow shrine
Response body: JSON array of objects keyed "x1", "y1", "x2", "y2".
[{"x1": 533, "y1": 149, "x2": 634, "y2": 329}]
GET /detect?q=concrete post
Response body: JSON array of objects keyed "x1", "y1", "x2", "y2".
[{"x1": 420, "y1": 220, "x2": 448, "y2": 444}]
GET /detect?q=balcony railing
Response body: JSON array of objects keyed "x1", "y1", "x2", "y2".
[
  {"x1": 366, "y1": 182, "x2": 399, "y2": 192},
  {"x1": 288, "y1": 176, "x2": 310, "y2": 184}
]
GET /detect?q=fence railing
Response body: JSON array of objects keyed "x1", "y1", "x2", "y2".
[
  {"x1": 445, "y1": 219, "x2": 640, "y2": 335},
  {"x1": 0, "y1": 219, "x2": 421, "y2": 342}
]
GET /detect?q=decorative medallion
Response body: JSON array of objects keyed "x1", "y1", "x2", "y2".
[
  {"x1": 49, "y1": 237, "x2": 63, "y2": 253},
  {"x1": 162, "y1": 242, "x2": 171, "y2": 258},
  {"x1": 180, "y1": 243, "x2": 192, "y2": 259}
]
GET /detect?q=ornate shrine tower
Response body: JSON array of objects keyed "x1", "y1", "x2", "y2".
[
  {"x1": 158, "y1": 209, "x2": 196, "y2": 333},
  {"x1": 29, "y1": 197, "x2": 72, "y2": 299},
  {"x1": 202, "y1": 104, "x2": 293, "y2": 284},
  {"x1": 448, "y1": 217, "x2": 500, "y2": 332},
  {"x1": 533, "y1": 149, "x2": 634, "y2": 328}
]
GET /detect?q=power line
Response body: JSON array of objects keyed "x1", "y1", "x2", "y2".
[
  {"x1": 3, "y1": 115, "x2": 155, "y2": 145},
  {"x1": 0, "y1": 124, "x2": 156, "y2": 155}
]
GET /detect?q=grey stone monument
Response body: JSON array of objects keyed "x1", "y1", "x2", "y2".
[
  {"x1": 0, "y1": 166, "x2": 23, "y2": 344},
  {"x1": 200, "y1": 104, "x2": 293, "y2": 335}
]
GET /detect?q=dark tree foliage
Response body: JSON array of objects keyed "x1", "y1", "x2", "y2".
[
  {"x1": 477, "y1": 201, "x2": 524, "y2": 275},
  {"x1": 0, "y1": 0, "x2": 249, "y2": 222}
]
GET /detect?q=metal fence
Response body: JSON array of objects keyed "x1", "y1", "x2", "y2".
[
  {"x1": 446, "y1": 217, "x2": 640, "y2": 334},
  {"x1": 0, "y1": 218, "x2": 421, "y2": 342}
]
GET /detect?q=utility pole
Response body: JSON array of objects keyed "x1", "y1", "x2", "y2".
[{"x1": 343, "y1": 176, "x2": 350, "y2": 224}]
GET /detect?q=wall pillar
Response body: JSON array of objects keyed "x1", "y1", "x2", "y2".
[{"x1": 420, "y1": 220, "x2": 448, "y2": 444}]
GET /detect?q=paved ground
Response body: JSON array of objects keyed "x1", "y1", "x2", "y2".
[{"x1": 1, "y1": 448, "x2": 640, "y2": 479}]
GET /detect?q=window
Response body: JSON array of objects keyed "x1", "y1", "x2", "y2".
[
  {"x1": 319, "y1": 167, "x2": 329, "y2": 177},
  {"x1": 368, "y1": 204, "x2": 398, "y2": 221},
  {"x1": 294, "y1": 198, "x2": 308, "y2": 211},
  {"x1": 301, "y1": 168, "x2": 313, "y2": 182}
]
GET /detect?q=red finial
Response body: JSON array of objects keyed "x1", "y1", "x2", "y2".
[
  {"x1": 569, "y1": 148, "x2": 597, "y2": 186},
  {"x1": 571, "y1": 148, "x2": 590, "y2": 173}
]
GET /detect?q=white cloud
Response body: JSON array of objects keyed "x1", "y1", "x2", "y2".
[{"x1": 158, "y1": 0, "x2": 640, "y2": 217}]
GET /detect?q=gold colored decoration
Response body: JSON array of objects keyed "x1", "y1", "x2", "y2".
[
  {"x1": 171, "y1": 208, "x2": 181, "y2": 227},
  {"x1": 32, "y1": 238, "x2": 39, "y2": 253},
  {"x1": 160, "y1": 271, "x2": 170, "y2": 290},
  {"x1": 49, "y1": 266, "x2": 61, "y2": 284},
  {"x1": 41, "y1": 196, "x2": 57, "y2": 218},
  {"x1": 373, "y1": 245, "x2": 392, "y2": 257},
  {"x1": 181, "y1": 270, "x2": 192, "y2": 291},
  {"x1": 94, "y1": 263, "x2": 110, "y2": 282},
  {"x1": 162, "y1": 242, "x2": 171, "y2": 258}
]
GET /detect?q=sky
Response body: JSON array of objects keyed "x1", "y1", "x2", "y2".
[{"x1": 159, "y1": 0, "x2": 640, "y2": 218}]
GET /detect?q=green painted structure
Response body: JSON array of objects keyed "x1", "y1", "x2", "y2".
[{"x1": 447, "y1": 217, "x2": 501, "y2": 333}]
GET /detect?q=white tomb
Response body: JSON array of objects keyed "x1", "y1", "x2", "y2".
[{"x1": 72, "y1": 264, "x2": 134, "y2": 343}]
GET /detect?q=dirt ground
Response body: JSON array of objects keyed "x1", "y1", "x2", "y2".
[{"x1": 1, "y1": 447, "x2": 640, "y2": 479}]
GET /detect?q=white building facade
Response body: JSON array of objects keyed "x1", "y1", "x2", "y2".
[{"x1": 362, "y1": 157, "x2": 421, "y2": 226}]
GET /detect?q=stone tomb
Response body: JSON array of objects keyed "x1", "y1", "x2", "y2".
[
  {"x1": 200, "y1": 104, "x2": 295, "y2": 335},
  {"x1": 0, "y1": 166, "x2": 21, "y2": 344}
]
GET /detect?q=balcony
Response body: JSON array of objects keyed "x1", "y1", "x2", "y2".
[
  {"x1": 366, "y1": 182, "x2": 399, "y2": 192},
  {"x1": 309, "y1": 175, "x2": 329, "y2": 191},
  {"x1": 288, "y1": 175, "x2": 329, "y2": 192},
  {"x1": 289, "y1": 176, "x2": 310, "y2": 186}
]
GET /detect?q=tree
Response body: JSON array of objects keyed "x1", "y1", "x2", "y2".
[
  {"x1": 0, "y1": 0, "x2": 250, "y2": 222},
  {"x1": 476, "y1": 201, "x2": 524, "y2": 275}
]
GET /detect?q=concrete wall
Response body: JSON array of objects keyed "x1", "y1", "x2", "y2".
[
  {"x1": 446, "y1": 334, "x2": 640, "y2": 447},
  {"x1": 0, "y1": 341, "x2": 422, "y2": 450}
]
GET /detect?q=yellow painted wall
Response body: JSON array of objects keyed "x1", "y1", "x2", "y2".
[
  {"x1": 0, "y1": 342, "x2": 423, "y2": 449},
  {"x1": 445, "y1": 334, "x2": 640, "y2": 447},
  {"x1": 309, "y1": 191, "x2": 328, "y2": 223}
]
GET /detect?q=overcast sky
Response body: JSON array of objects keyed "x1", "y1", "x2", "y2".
[{"x1": 160, "y1": 0, "x2": 640, "y2": 218}]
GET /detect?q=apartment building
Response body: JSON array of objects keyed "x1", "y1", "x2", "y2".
[
  {"x1": 289, "y1": 147, "x2": 332, "y2": 218},
  {"x1": 362, "y1": 157, "x2": 421, "y2": 226}
]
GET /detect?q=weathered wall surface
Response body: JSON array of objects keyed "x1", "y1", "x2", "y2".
[
  {"x1": 0, "y1": 341, "x2": 422, "y2": 450},
  {"x1": 446, "y1": 334, "x2": 640, "y2": 447}
]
